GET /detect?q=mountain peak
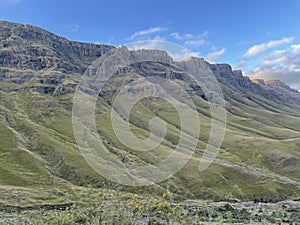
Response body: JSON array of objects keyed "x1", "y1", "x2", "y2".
[
  {"x1": 0, "y1": 20, "x2": 299, "y2": 104},
  {"x1": 0, "y1": 20, "x2": 300, "y2": 207},
  {"x1": 252, "y1": 79, "x2": 266, "y2": 85}
]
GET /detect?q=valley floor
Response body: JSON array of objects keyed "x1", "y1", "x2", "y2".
[{"x1": 0, "y1": 183, "x2": 299, "y2": 224}]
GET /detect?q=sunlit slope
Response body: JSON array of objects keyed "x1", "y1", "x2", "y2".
[
  {"x1": 0, "y1": 61, "x2": 299, "y2": 201},
  {"x1": 0, "y1": 20, "x2": 299, "y2": 201}
]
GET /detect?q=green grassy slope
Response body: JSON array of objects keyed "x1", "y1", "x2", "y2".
[
  {"x1": 0, "y1": 20, "x2": 299, "y2": 204},
  {"x1": 0, "y1": 63, "x2": 299, "y2": 203}
]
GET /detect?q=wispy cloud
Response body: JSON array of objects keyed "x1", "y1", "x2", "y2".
[
  {"x1": 152, "y1": 35, "x2": 166, "y2": 41},
  {"x1": 245, "y1": 43, "x2": 300, "y2": 90},
  {"x1": 128, "y1": 26, "x2": 167, "y2": 40},
  {"x1": 69, "y1": 23, "x2": 79, "y2": 32},
  {"x1": 171, "y1": 48, "x2": 200, "y2": 61},
  {"x1": 126, "y1": 40, "x2": 200, "y2": 61},
  {"x1": 205, "y1": 48, "x2": 226, "y2": 63},
  {"x1": 247, "y1": 69, "x2": 300, "y2": 90},
  {"x1": 184, "y1": 39, "x2": 206, "y2": 47},
  {"x1": 243, "y1": 37, "x2": 294, "y2": 58},
  {"x1": 170, "y1": 31, "x2": 208, "y2": 47},
  {"x1": 292, "y1": 44, "x2": 300, "y2": 55},
  {"x1": 170, "y1": 32, "x2": 193, "y2": 40}
]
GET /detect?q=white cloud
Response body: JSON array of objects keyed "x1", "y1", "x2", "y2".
[
  {"x1": 126, "y1": 40, "x2": 200, "y2": 61},
  {"x1": 170, "y1": 31, "x2": 208, "y2": 47},
  {"x1": 245, "y1": 44, "x2": 300, "y2": 90},
  {"x1": 184, "y1": 39, "x2": 205, "y2": 47},
  {"x1": 205, "y1": 48, "x2": 226, "y2": 63},
  {"x1": 262, "y1": 48, "x2": 300, "y2": 71},
  {"x1": 170, "y1": 32, "x2": 194, "y2": 40},
  {"x1": 69, "y1": 23, "x2": 79, "y2": 32},
  {"x1": 170, "y1": 48, "x2": 200, "y2": 61},
  {"x1": 292, "y1": 44, "x2": 300, "y2": 55},
  {"x1": 247, "y1": 69, "x2": 300, "y2": 90},
  {"x1": 243, "y1": 37, "x2": 294, "y2": 58},
  {"x1": 128, "y1": 26, "x2": 167, "y2": 40},
  {"x1": 152, "y1": 35, "x2": 166, "y2": 41}
]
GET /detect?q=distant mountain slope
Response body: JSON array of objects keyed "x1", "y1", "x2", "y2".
[
  {"x1": 0, "y1": 21, "x2": 299, "y2": 202},
  {"x1": 0, "y1": 20, "x2": 114, "y2": 95}
]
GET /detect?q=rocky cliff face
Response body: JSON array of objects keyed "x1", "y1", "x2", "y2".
[
  {"x1": 175, "y1": 57, "x2": 300, "y2": 105},
  {"x1": 0, "y1": 20, "x2": 299, "y2": 104},
  {"x1": 0, "y1": 20, "x2": 114, "y2": 94},
  {"x1": 1, "y1": 21, "x2": 300, "y2": 202},
  {"x1": 210, "y1": 64, "x2": 300, "y2": 104}
]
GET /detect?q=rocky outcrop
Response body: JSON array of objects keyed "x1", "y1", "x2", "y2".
[
  {"x1": 53, "y1": 83, "x2": 77, "y2": 96},
  {"x1": 0, "y1": 20, "x2": 114, "y2": 95},
  {"x1": 175, "y1": 57, "x2": 299, "y2": 104},
  {"x1": 265, "y1": 80, "x2": 298, "y2": 92},
  {"x1": 252, "y1": 79, "x2": 266, "y2": 85},
  {"x1": 0, "y1": 20, "x2": 299, "y2": 104},
  {"x1": 233, "y1": 70, "x2": 243, "y2": 77},
  {"x1": 131, "y1": 49, "x2": 173, "y2": 65},
  {"x1": 0, "y1": 20, "x2": 114, "y2": 66}
]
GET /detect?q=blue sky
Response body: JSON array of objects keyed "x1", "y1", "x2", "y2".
[{"x1": 1, "y1": 0, "x2": 300, "y2": 89}]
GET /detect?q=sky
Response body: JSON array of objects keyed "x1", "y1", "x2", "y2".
[{"x1": 1, "y1": 0, "x2": 300, "y2": 90}]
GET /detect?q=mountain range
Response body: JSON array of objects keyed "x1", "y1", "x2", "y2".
[{"x1": 0, "y1": 20, "x2": 300, "y2": 204}]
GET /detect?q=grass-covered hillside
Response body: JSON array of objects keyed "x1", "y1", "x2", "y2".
[{"x1": 0, "y1": 20, "x2": 300, "y2": 216}]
